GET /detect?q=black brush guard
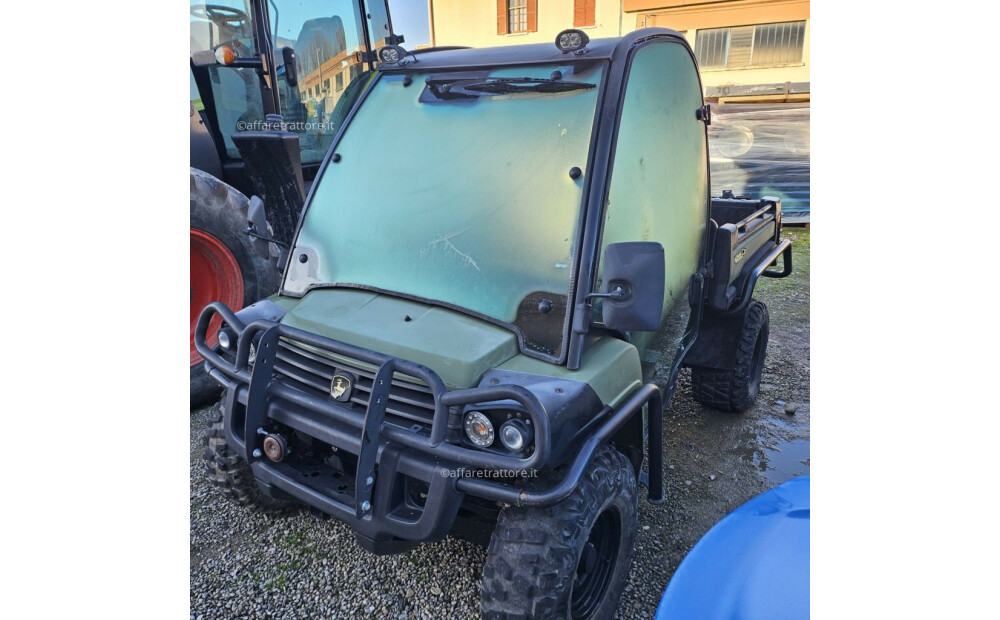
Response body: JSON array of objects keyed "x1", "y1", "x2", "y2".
[{"x1": 195, "y1": 302, "x2": 663, "y2": 550}]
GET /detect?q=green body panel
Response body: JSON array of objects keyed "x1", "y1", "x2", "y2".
[
  {"x1": 275, "y1": 289, "x2": 519, "y2": 389},
  {"x1": 596, "y1": 42, "x2": 709, "y2": 373},
  {"x1": 497, "y1": 337, "x2": 642, "y2": 408}
]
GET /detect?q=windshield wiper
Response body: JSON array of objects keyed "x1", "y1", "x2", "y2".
[
  {"x1": 423, "y1": 76, "x2": 594, "y2": 101},
  {"x1": 460, "y1": 77, "x2": 595, "y2": 95}
]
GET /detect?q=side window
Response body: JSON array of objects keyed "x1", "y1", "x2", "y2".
[
  {"x1": 597, "y1": 42, "x2": 709, "y2": 376},
  {"x1": 190, "y1": 1, "x2": 263, "y2": 159},
  {"x1": 270, "y1": 0, "x2": 370, "y2": 164}
]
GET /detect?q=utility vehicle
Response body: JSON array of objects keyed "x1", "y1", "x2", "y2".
[{"x1": 196, "y1": 27, "x2": 792, "y2": 619}]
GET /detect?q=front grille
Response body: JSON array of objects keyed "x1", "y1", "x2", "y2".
[{"x1": 272, "y1": 338, "x2": 437, "y2": 427}]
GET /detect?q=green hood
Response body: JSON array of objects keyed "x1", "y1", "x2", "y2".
[{"x1": 277, "y1": 288, "x2": 520, "y2": 389}]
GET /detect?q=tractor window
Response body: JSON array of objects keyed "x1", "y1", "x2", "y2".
[
  {"x1": 596, "y1": 42, "x2": 709, "y2": 376},
  {"x1": 190, "y1": 1, "x2": 262, "y2": 158},
  {"x1": 270, "y1": 0, "x2": 372, "y2": 164},
  {"x1": 190, "y1": 0, "x2": 254, "y2": 53},
  {"x1": 366, "y1": 1, "x2": 393, "y2": 48}
]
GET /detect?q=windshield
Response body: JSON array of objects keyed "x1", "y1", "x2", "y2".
[{"x1": 285, "y1": 62, "x2": 605, "y2": 360}]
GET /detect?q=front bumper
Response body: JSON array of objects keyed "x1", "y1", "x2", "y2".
[{"x1": 196, "y1": 302, "x2": 663, "y2": 552}]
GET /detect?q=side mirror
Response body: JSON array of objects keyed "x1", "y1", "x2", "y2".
[
  {"x1": 282, "y1": 47, "x2": 298, "y2": 87},
  {"x1": 598, "y1": 242, "x2": 665, "y2": 331},
  {"x1": 246, "y1": 196, "x2": 271, "y2": 258}
]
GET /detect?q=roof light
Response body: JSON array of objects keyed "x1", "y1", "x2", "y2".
[
  {"x1": 377, "y1": 45, "x2": 406, "y2": 65},
  {"x1": 555, "y1": 29, "x2": 589, "y2": 54}
]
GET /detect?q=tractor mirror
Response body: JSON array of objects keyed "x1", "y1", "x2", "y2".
[
  {"x1": 599, "y1": 242, "x2": 665, "y2": 332},
  {"x1": 246, "y1": 196, "x2": 271, "y2": 259},
  {"x1": 282, "y1": 47, "x2": 299, "y2": 87}
]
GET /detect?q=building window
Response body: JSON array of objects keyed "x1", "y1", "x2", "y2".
[
  {"x1": 324, "y1": 79, "x2": 331, "y2": 94},
  {"x1": 335, "y1": 73, "x2": 344, "y2": 92},
  {"x1": 574, "y1": 0, "x2": 596, "y2": 28},
  {"x1": 695, "y1": 21, "x2": 805, "y2": 69},
  {"x1": 497, "y1": 0, "x2": 536, "y2": 35},
  {"x1": 508, "y1": 0, "x2": 527, "y2": 33}
]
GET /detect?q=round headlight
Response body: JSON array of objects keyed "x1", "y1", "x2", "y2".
[
  {"x1": 464, "y1": 411, "x2": 495, "y2": 447},
  {"x1": 378, "y1": 45, "x2": 403, "y2": 64},
  {"x1": 217, "y1": 328, "x2": 232, "y2": 350},
  {"x1": 500, "y1": 419, "x2": 533, "y2": 452}
]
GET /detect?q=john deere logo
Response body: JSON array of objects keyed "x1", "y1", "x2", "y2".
[
  {"x1": 734, "y1": 248, "x2": 746, "y2": 264},
  {"x1": 330, "y1": 374, "x2": 353, "y2": 402}
]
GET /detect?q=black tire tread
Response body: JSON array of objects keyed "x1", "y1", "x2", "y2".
[
  {"x1": 201, "y1": 402, "x2": 295, "y2": 514},
  {"x1": 691, "y1": 299, "x2": 769, "y2": 413},
  {"x1": 481, "y1": 446, "x2": 638, "y2": 619}
]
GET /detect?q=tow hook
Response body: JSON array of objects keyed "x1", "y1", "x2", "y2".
[{"x1": 262, "y1": 432, "x2": 290, "y2": 462}]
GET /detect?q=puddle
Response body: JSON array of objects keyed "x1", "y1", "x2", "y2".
[{"x1": 756, "y1": 437, "x2": 810, "y2": 484}]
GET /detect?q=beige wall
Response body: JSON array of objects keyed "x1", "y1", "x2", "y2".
[
  {"x1": 687, "y1": 20, "x2": 809, "y2": 90},
  {"x1": 429, "y1": 0, "x2": 809, "y2": 100},
  {"x1": 431, "y1": 0, "x2": 630, "y2": 47}
]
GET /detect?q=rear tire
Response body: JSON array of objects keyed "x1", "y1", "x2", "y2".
[
  {"x1": 480, "y1": 446, "x2": 638, "y2": 619},
  {"x1": 691, "y1": 299, "x2": 769, "y2": 413},
  {"x1": 202, "y1": 401, "x2": 297, "y2": 514},
  {"x1": 190, "y1": 168, "x2": 280, "y2": 407}
]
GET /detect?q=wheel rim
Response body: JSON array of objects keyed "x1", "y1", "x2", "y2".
[
  {"x1": 571, "y1": 506, "x2": 621, "y2": 618},
  {"x1": 191, "y1": 229, "x2": 244, "y2": 365}
]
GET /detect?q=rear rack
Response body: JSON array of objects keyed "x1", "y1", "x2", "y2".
[{"x1": 706, "y1": 196, "x2": 792, "y2": 313}]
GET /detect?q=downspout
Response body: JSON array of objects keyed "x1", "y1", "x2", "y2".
[{"x1": 428, "y1": 0, "x2": 437, "y2": 47}]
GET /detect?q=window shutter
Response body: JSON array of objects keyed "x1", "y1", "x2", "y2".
[
  {"x1": 574, "y1": 0, "x2": 595, "y2": 28},
  {"x1": 527, "y1": 0, "x2": 537, "y2": 32},
  {"x1": 497, "y1": 0, "x2": 508, "y2": 35}
]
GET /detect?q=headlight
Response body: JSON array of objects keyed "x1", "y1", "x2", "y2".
[
  {"x1": 499, "y1": 419, "x2": 533, "y2": 452},
  {"x1": 555, "y1": 29, "x2": 589, "y2": 53},
  {"x1": 464, "y1": 411, "x2": 495, "y2": 447},
  {"x1": 217, "y1": 327, "x2": 233, "y2": 350},
  {"x1": 377, "y1": 45, "x2": 406, "y2": 65}
]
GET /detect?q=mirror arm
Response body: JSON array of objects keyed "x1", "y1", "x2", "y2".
[
  {"x1": 585, "y1": 285, "x2": 630, "y2": 301},
  {"x1": 244, "y1": 225, "x2": 289, "y2": 249}
]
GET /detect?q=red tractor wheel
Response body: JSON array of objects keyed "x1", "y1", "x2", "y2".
[
  {"x1": 190, "y1": 168, "x2": 281, "y2": 406},
  {"x1": 190, "y1": 229, "x2": 244, "y2": 364}
]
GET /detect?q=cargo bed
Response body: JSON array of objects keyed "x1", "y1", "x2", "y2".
[{"x1": 705, "y1": 196, "x2": 792, "y2": 313}]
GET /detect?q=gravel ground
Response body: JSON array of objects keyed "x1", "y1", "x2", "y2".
[{"x1": 190, "y1": 227, "x2": 809, "y2": 619}]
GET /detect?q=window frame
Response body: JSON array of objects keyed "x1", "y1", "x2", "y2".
[{"x1": 508, "y1": 0, "x2": 528, "y2": 34}]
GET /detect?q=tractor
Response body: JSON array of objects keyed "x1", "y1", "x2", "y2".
[{"x1": 189, "y1": 0, "x2": 403, "y2": 403}]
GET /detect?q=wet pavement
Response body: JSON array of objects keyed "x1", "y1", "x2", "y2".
[{"x1": 619, "y1": 226, "x2": 810, "y2": 617}]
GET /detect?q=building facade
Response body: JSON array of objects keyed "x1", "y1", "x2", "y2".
[{"x1": 427, "y1": 0, "x2": 810, "y2": 103}]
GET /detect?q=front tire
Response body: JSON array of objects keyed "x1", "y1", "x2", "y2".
[
  {"x1": 480, "y1": 446, "x2": 638, "y2": 619},
  {"x1": 202, "y1": 402, "x2": 296, "y2": 514},
  {"x1": 691, "y1": 299, "x2": 770, "y2": 412}
]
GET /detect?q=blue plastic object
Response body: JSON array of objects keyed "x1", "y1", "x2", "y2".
[{"x1": 655, "y1": 476, "x2": 809, "y2": 619}]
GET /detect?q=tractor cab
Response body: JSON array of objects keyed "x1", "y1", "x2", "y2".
[
  {"x1": 189, "y1": 0, "x2": 405, "y2": 404},
  {"x1": 190, "y1": 0, "x2": 398, "y2": 240}
]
